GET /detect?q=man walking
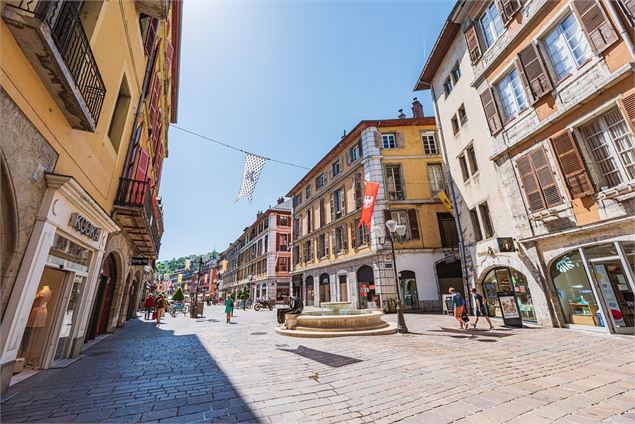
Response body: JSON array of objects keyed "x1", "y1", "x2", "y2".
[{"x1": 144, "y1": 294, "x2": 155, "y2": 320}]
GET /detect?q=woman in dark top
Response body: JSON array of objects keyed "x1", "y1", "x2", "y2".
[{"x1": 471, "y1": 288, "x2": 495, "y2": 330}]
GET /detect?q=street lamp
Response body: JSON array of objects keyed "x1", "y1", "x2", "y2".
[{"x1": 377, "y1": 219, "x2": 409, "y2": 334}]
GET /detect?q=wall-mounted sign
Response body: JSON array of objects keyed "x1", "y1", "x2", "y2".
[
  {"x1": 497, "y1": 238, "x2": 515, "y2": 252},
  {"x1": 130, "y1": 257, "x2": 149, "y2": 266},
  {"x1": 69, "y1": 213, "x2": 101, "y2": 241}
]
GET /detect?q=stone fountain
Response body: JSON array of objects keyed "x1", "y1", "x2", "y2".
[{"x1": 275, "y1": 301, "x2": 396, "y2": 338}]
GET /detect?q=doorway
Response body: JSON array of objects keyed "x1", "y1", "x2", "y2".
[
  {"x1": 399, "y1": 271, "x2": 419, "y2": 310},
  {"x1": 338, "y1": 274, "x2": 348, "y2": 302},
  {"x1": 319, "y1": 273, "x2": 330, "y2": 305},
  {"x1": 305, "y1": 276, "x2": 314, "y2": 306},
  {"x1": 87, "y1": 253, "x2": 117, "y2": 340},
  {"x1": 357, "y1": 266, "x2": 379, "y2": 309},
  {"x1": 480, "y1": 267, "x2": 536, "y2": 321}
]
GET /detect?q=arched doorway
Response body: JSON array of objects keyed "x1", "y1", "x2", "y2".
[
  {"x1": 436, "y1": 260, "x2": 462, "y2": 300},
  {"x1": 305, "y1": 276, "x2": 314, "y2": 306},
  {"x1": 480, "y1": 267, "x2": 535, "y2": 322},
  {"x1": 319, "y1": 273, "x2": 330, "y2": 305},
  {"x1": 399, "y1": 271, "x2": 419, "y2": 310},
  {"x1": 357, "y1": 266, "x2": 378, "y2": 309},
  {"x1": 87, "y1": 254, "x2": 118, "y2": 340}
]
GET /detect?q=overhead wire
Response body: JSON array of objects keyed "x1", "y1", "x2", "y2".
[{"x1": 171, "y1": 125, "x2": 311, "y2": 170}]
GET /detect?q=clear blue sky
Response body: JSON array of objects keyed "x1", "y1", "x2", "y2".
[{"x1": 159, "y1": 0, "x2": 453, "y2": 261}]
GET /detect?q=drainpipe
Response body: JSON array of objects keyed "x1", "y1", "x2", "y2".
[
  {"x1": 122, "y1": 24, "x2": 159, "y2": 180},
  {"x1": 429, "y1": 86, "x2": 472, "y2": 311},
  {"x1": 605, "y1": 0, "x2": 635, "y2": 61}
]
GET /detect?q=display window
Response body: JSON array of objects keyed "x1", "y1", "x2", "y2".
[
  {"x1": 276, "y1": 284, "x2": 289, "y2": 302},
  {"x1": 305, "y1": 276, "x2": 315, "y2": 306},
  {"x1": 480, "y1": 267, "x2": 536, "y2": 321}
]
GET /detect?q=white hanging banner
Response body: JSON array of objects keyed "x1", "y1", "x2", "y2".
[{"x1": 236, "y1": 153, "x2": 267, "y2": 204}]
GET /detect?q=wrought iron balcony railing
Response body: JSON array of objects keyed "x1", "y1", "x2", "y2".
[{"x1": 5, "y1": 0, "x2": 106, "y2": 128}]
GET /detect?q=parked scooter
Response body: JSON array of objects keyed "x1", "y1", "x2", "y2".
[{"x1": 253, "y1": 298, "x2": 274, "y2": 311}]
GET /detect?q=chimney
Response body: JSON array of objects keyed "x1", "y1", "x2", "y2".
[
  {"x1": 412, "y1": 97, "x2": 424, "y2": 118},
  {"x1": 398, "y1": 109, "x2": 406, "y2": 119},
  {"x1": 277, "y1": 197, "x2": 284, "y2": 204}
]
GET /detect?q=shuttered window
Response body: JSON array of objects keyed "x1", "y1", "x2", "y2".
[
  {"x1": 479, "y1": 202, "x2": 495, "y2": 238},
  {"x1": 382, "y1": 134, "x2": 397, "y2": 149},
  {"x1": 390, "y1": 210, "x2": 413, "y2": 240},
  {"x1": 480, "y1": 2, "x2": 505, "y2": 48},
  {"x1": 480, "y1": 87, "x2": 503, "y2": 134},
  {"x1": 497, "y1": 0, "x2": 521, "y2": 24},
  {"x1": 550, "y1": 131, "x2": 594, "y2": 198},
  {"x1": 385, "y1": 165, "x2": 405, "y2": 200},
  {"x1": 464, "y1": 21, "x2": 483, "y2": 63},
  {"x1": 543, "y1": 13, "x2": 593, "y2": 81},
  {"x1": 469, "y1": 209, "x2": 483, "y2": 242},
  {"x1": 437, "y1": 213, "x2": 459, "y2": 247},
  {"x1": 571, "y1": 0, "x2": 619, "y2": 54},
  {"x1": 618, "y1": 0, "x2": 635, "y2": 27},
  {"x1": 422, "y1": 132, "x2": 438, "y2": 155},
  {"x1": 517, "y1": 43, "x2": 553, "y2": 102},
  {"x1": 407, "y1": 209, "x2": 420, "y2": 240},
  {"x1": 578, "y1": 107, "x2": 635, "y2": 188},
  {"x1": 516, "y1": 148, "x2": 562, "y2": 212},
  {"x1": 496, "y1": 69, "x2": 528, "y2": 122}
]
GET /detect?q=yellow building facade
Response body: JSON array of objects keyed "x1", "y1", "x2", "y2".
[
  {"x1": 287, "y1": 101, "x2": 461, "y2": 311},
  {"x1": 0, "y1": 0, "x2": 181, "y2": 391}
]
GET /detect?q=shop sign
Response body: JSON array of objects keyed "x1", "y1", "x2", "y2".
[
  {"x1": 497, "y1": 292, "x2": 523, "y2": 328},
  {"x1": 69, "y1": 213, "x2": 101, "y2": 241},
  {"x1": 130, "y1": 257, "x2": 149, "y2": 266},
  {"x1": 497, "y1": 238, "x2": 515, "y2": 252}
]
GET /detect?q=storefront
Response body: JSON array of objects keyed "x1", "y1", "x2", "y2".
[
  {"x1": 399, "y1": 271, "x2": 419, "y2": 310},
  {"x1": 550, "y1": 242, "x2": 634, "y2": 334},
  {"x1": 319, "y1": 273, "x2": 331, "y2": 305},
  {"x1": 0, "y1": 175, "x2": 118, "y2": 390},
  {"x1": 275, "y1": 282, "x2": 289, "y2": 302},
  {"x1": 479, "y1": 267, "x2": 536, "y2": 322},
  {"x1": 357, "y1": 266, "x2": 378, "y2": 309},
  {"x1": 305, "y1": 276, "x2": 315, "y2": 306}
]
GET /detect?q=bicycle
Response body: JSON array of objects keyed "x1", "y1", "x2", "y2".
[{"x1": 169, "y1": 302, "x2": 190, "y2": 317}]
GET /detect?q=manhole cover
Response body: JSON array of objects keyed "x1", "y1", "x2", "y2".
[{"x1": 251, "y1": 332, "x2": 267, "y2": 335}]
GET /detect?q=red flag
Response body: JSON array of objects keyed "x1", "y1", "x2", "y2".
[{"x1": 359, "y1": 181, "x2": 379, "y2": 231}]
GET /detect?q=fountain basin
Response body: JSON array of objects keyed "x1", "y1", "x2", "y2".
[{"x1": 275, "y1": 310, "x2": 396, "y2": 338}]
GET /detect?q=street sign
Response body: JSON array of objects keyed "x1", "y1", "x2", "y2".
[{"x1": 130, "y1": 257, "x2": 149, "y2": 266}]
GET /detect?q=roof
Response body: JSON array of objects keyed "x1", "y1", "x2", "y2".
[
  {"x1": 286, "y1": 116, "x2": 436, "y2": 197},
  {"x1": 413, "y1": 1, "x2": 466, "y2": 91}
]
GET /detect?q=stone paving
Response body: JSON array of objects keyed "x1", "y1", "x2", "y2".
[{"x1": 2, "y1": 305, "x2": 634, "y2": 423}]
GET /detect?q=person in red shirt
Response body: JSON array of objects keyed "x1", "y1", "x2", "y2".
[{"x1": 144, "y1": 294, "x2": 155, "y2": 320}]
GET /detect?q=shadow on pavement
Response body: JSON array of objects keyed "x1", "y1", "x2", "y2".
[
  {"x1": 279, "y1": 345, "x2": 362, "y2": 368},
  {"x1": 1, "y1": 319, "x2": 258, "y2": 423}
]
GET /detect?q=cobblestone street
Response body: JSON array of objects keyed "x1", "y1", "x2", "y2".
[{"x1": 2, "y1": 306, "x2": 634, "y2": 423}]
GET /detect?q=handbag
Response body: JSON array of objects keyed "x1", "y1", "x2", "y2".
[
  {"x1": 461, "y1": 307, "x2": 469, "y2": 323},
  {"x1": 152, "y1": 311, "x2": 157, "y2": 320}
]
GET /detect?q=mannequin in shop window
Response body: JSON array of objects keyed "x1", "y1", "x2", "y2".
[{"x1": 18, "y1": 285, "x2": 52, "y2": 369}]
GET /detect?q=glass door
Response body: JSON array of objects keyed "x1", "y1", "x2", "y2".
[
  {"x1": 590, "y1": 260, "x2": 634, "y2": 333},
  {"x1": 399, "y1": 271, "x2": 419, "y2": 310},
  {"x1": 510, "y1": 270, "x2": 536, "y2": 321},
  {"x1": 54, "y1": 274, "x2": 85, "y2": 362}
]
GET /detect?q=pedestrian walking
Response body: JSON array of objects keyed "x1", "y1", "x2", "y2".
[
  {"x1": 471, "y1": 288, "x2": 495, "y2": 330},
  {"x1": 449, "y1": 287, "x2": 469, "y2": 330},
  {"x1": 156, "y1": 294, "x2": 167, "y2": 325},
  {"x1": 225, "y1": 296, "x2": 233, "y2": 323},
  {"x1": 143, "y1": 294, "x2": 155, "y2": 320}
]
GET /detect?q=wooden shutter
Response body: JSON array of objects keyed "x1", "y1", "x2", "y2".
[
  {"x1": 276, "y1": 233, "x2": 281, "y2": 250},
  {"x1": 517, "y1": 44, "x2": 553, "y2": 103},
  {"x1": 346, "y1": 148, "x2": 352, "y2": 165},
  {"x1": 617, "y1": 92, "x2": 635, "y2": 133},
  {"x1": 464, "y1": 21, "x2": 483, "y2": 63},
  {"x1": 374, "y1": 131, "x2": 383, "y2": 148},
  {"x1": 396, "y1": 132, "x2": 405, "y2": 148},
  {"x1": 619, "y1": 0, "x2": 635, "y2": 26},
  {"x1": 343, "y1": 227, "x2": 348, "y2": 252},
  {"x1": 407, "y1": 209, "x2": 420, "y2": 240},
  {"x1": 330, "y1": 193, "x2": 335, "y2": 221},
  {"x1": 572, "y1": 0, "x2": 619, "y2": 54},
  {"x1": 498, "y1": 0, "x2": 521, "y2": 24},
  {"x1": 135, "y1": 148, "x2": 149, "y2": 181},
  {"x1": 166, "y1": 41, "x2": 174, "y2": 73},
  {"x1": 350, "y1": 221, "x2": 357, "y2": 248},
  {"x1": 342, "y1": 186, "x2": 347, "y2": 215},
  {"x1": 325, "y1": 234, "x2": 330, "y2": 256},
  {"x1": 516, "y1": 154, "x2": 545, "y2": 212},
  {"x1": 531, "y1": 148, "x2": 562, "y2": 208},
  {"x1": 480, "y1": 87, "x2": 503, "y2": 134},
  {"x1": 550, "y1": 131, "x2": 594, "y2": 198}
]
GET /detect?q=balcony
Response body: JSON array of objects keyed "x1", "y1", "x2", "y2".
[
  {"x1": 3, "y1": 1, "x2": 106, "y2": 131},
  {"x1": 135, "y1": 0, "x2": 168, "y2": 19},
  {"x1": 113, "y1": 178, "x2": 163, "y2": 259}
]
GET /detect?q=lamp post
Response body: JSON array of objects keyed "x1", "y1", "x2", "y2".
[{"x1": 377, "y1": 220, "x2": 409, "y2": 334}]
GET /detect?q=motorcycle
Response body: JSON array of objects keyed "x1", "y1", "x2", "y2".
[{"x1": 253, "y1": 299, "x2": 274, "y2": 311}]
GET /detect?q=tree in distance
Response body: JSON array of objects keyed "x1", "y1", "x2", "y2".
[{"x1": 172, "y1": 287, "x2": 185, "y2": 302}]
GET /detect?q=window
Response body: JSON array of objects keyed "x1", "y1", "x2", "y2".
[
  {"x1": 264, "y1": 234, "x2": 269, "y2": 252},
  {"x1": 293, "y1": 245, "x2": 300, "y2": 265},
  {"x1": 304, "y1": 240, "x2": 313, "y2": 262},
  {"x1": 451, "y1": 63, "x2": 461, "y2": 83},
  {"x1": 293, "y1": 216, "x2": 301, "y2": 240},
  {"x1": 578, "y1": 108, "x2": 635, "y2": 189},
  {"x1": 319, "y1": 197, "x2": 326, "y2": 227},
  {"x1": 496, "y1": 69, "x2": 528, "y2": 122},
  {"x1": 422, "y1": 133, "x2": 438, "y2": 155},
  {"x1": 332, "y1": 159, "x2": 341, "y2": 177},
  {"x1": 479, "y1": 202, "x2": 495, "y2": 238},
  {"x1": 469, "y1": 209, "x2": 483, "y2": 242},
  {"x1": 333, "y1": 188, "x2": 344, "y2": 218},
  {"x1": 108, "y1": 75, "x2": 131, "y2": 152},
  {"x1": 353, "y1": 173, "x2": 363, "y2": 210},
  {"x1": 437, "y1": 213, "x2": 459, "y2": 247},
  {"x1": 318, "y1": 233, "x2": 328, "y2": 258},
  {"x1": 467, "y1": 145, "x2": 479, "y2": 174},
  {"x1": 544, "y1": 13, "x2": 592, "y2": 82},
  {"x1": 390, "y1": 210, "x2": 412, "y2": 240},
  {"x1": 443, "y1": 77, "x2": 454, "y2": 96},
  {"x1": 458, "y1": 154, "x2": 470, "y2": 182},
  {"x1": 385, "y1": 165, "x2": 405, "y2": 200},
  {"x1": 306, "y1": 209, "x2": 313, "y2": 234},
  {"x1": 278, "y1": 215, "x2": 289, "y2": 227},
  {"x1": 480, "y1": 2, "x2": 505, "y2": 48},
  {"x1": 349, "y1": 143, "x2": 361, "y2": 163},
  {"x1": 382, "y1": 133, "x2": 397, "y2": 149},
  {"x1": 277, "y1": 257, "x2": 289, "y2": 272},
  {"x1": 427, "y1": 164, "x2": 445, "y2": 196},
  {"x1": 292, "y1": 194, "x2": 302, "y2": 208},
  {"x1": 516, "y1": 147, "x2": 563, "y2": 212},
  {"x1": 458, "y1": 104, "x2": 468, "y2": 125},
  {"x1": 305, "y1": 184, "x2": 312, "y2": 199},
  {"x1": 451, "y1": 115, "x2": 460, "y2": 135},
  {"x1": 334, "y1": 226, "x2": 346, "y2": 253},
  {"x1": 279, "y1": 233, "x2": 289, "y2": 251},
  {"x1": 316, "y1": 173, "x2": 327, "y2": 189},
  {"x1": 353, "y1": 219, "x2": 369, "y2": 247}
]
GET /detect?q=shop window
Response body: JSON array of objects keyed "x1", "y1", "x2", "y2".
[{"x1": 481, "y1": 267, "x2": 536, "y2": 321}]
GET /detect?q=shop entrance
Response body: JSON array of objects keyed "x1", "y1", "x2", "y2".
[
  {"x1": 338, "y1": 274, "x2": 348, "y2": 302},
  {"x1": 551, "y1": 242, "x2": 634, "y2": 334},
  {"x1": 480, "y1": 267, "x2": 536, "y2": 322},
  {"x1": 305, "y1": 276, "x2": 314, "y2": 306},
  {"x1": 87, "y1": 254, "x2": 117, "y2": 340},
  {"x1": 319, "y1": 273, "x2": 330, "y2": 305},
  {"x1": 399, "y1": 271, "x2": 419, "y2": 310},
  {"x1": 357, "y1": 266, "x2": 379, "y2": 309}
]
